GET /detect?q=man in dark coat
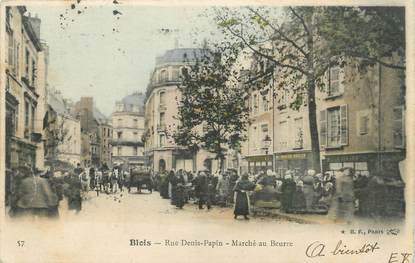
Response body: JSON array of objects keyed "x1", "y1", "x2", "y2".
[
  {"x1": 89, "y1": 167, "x2": 96, "y2": 190},
  {"x1": 233, "y1": 173, "x2": 255, "y2": 219},
  {"x1": 193, "y1": 171, "x2": 210, "y2": 209},
  {"x1": 65, "y1": 173, "x2": 83, "y2": 213},
  {"x1": 14, "y1": 167, "x2": 59, "y2": 218}
]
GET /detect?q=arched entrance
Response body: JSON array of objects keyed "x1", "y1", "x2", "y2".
[{"x1": 159, "y1": 159, "x2": 166, "y2": 172}]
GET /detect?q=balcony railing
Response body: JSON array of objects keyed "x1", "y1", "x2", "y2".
[
  {"x1": 157, "y1": 124, "x2": 166, "y2": 131},
  {"x1": 110, "y1": 139, "x2": 144, "y2": 147}
]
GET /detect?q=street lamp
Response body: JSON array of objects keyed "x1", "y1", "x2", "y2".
[{"x1": 262, "y1": 135, "x2": 272, "y2": 169}]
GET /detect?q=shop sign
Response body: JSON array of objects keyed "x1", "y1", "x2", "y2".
[
  {"x1": 275, "y1": 153, "x2": 307, "y2": 160},
  {"x1": 246, "y1": 155, "x2": 272, "y2": 162},
  {"x1": 325, "y1": 154, "x2": 372, "y2": 163}
]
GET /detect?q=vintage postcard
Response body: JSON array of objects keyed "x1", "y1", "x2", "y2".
[{"x1": 0, "y1": 0, "x2": 413, "y2": 262}]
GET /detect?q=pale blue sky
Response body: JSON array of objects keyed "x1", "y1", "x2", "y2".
[{"x1": 27, "y1": 3, "x2": 220, "y2": 115}]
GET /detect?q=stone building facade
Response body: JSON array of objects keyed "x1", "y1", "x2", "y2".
[
  {"x1": 45, "y1": 88, "x2": 81, "y2": 167},
  {"x1": 317, "y1": 58, "x2": 405, "y2": 178},
  {"x1": 144, "y1": 48, "x2": 217, "y2": 172},
  {"x1": 111, "y1": 92, "x2": 146, "y2": 170},
  {"x1": 4, "y1": 7, "x2": 48, "y2": 170},
  {"x1": 71, "y1": 97, "x2": 112, "y2": 168}
]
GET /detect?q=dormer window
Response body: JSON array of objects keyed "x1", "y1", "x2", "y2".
[{"x1": 160, "y1": 69, "x2": 168, "y2": 83}]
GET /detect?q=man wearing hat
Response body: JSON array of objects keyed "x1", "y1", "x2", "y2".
[{"x1": 13, "y1": 166, "x2": 59, "y2": 218}]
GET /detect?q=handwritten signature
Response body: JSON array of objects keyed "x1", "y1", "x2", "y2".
[{"x1": 305, "y1": 240, "x2": 380, "y2": 258}]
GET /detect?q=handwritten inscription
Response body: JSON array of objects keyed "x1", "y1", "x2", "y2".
[
  {"x1": 305, "y1": 240, "x2": 380, "y2": 258},
  {"x1": 388, "y1": 252, "x2": 412, "y2": 263}
]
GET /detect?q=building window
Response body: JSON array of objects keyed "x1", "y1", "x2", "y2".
[
  {"x1": 159, "y1": 91, "x2": 165, "y2": 105},
  {"x1": 24, "y1": 101, "x2": 29, "y2": 129},
  {"x1": 117, "y1": 118, "x2": 122, "y2": 127},
  {"x1": 262, "y1": 96, "x2": 268, "y2": 112},
  {"x1": 31, "y1": 58, "x2": 36, "y2": 86},
  {"x1": 159, "y1": 112, "x2": 165, "y2": 129},
  {"x1": 294, "y1": 117, "x2": 303, "y2": 149},
  {"x1": 393, "y1": 106, "x2": 405, "y2": 148},
  {"x1": 328, "y1": 108, "x2": 341, "y2": 147},
  {"x1": 171, "y1": 68, "x2": 179, "y2": 80},
  {"x1": 160, "y1": 69, "x2": 168, "y2": 82},
  {"x1": 261, "y1": 124, "x2": 268, "y2": 136},
  {"x1": 159, "y1": 134, "x2": 165, "y2": 147},
  {"x1": 133, "y1": 132, "x2": 138, "y2": 140},
  {"x1": 133, "y1": 146, "x2": 138, "y2": 156},
  {"x1": 328, "y1": 66, "x2": 343, "y2": 97},
  {"x1": 251, "y1": 126, "x2": 257, "y2": 150},
  {"x1": 117, "y1": 131, "x2": 122, "y2": 139},
  {"x1": 253, "y1": 94, "x2": 258, "y2": 114},
  {"x1": 279, "y1": 121, "x2": 288, "y2": 150},
  {"x1": 327, "y1": 162, "x2": 369, "y2": 177},
  {"x1": 7, "y1": 31, "x2": 14, "y2": 72},
  {"x1": 31, "y1": 105, "x2": 35, "y2": 131},
  {"x1": 117, "y1": 146, "x2": 121, "y2": 156},
  {"x1": 25, "y1": 49, "x2": 30, "y2": 79},
  {"x1": 133, "y1": 118, "x2": 138, "y2": 128},
  {"x1": 359, "y1": 114, "x2": 369, "y2": 135},
  {"x1": 324, "y1": 105, "x2": 348, "y2": 148},
  {"x1": 15, "y1": 44, "x2": 19, "y2": 77}
]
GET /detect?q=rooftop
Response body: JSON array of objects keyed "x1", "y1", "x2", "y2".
[{"x1": 155, "y1": 48, "x2": 208, "y2": 66}]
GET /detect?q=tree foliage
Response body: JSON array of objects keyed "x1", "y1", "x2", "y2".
[
  {"x1": 173, "y1": 46, "x2": 250, "y2": 169},
  {"x1": 213, "y1": 6, "x2": 405, "y2": 171}
]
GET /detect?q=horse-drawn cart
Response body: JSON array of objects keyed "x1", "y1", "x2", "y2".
[{"x1": 128, "y1": 168, "x2": 153, "y2": 193}]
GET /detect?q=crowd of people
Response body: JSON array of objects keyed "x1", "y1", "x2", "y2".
[
  {"x1": 5, "y1": 162, "x2": 131, "y2": 219},
  {"x1": 151, "y1": 165, "x2": 405, "y2": 223},
  {"x1": 5, "y1": 161, "x2": 404, "y2": 223}
]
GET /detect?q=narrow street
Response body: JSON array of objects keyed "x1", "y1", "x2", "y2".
[{"x1": 58, "y1": 190, "x2": 294, "y2": 225}]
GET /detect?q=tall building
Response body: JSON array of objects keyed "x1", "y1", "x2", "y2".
[
  {"x1": 71, "y1": 97, "x2": 112, "y2": 167},
  {"x1": 144, "y1": 48, "x2": 217, "y2": 172},
  {"x1": 4, "y1": 7, "x2": 47, "y2": 170},
  {"x1": 240, "y1": 55, "x2": 275, "y2": 174},
  {"x1": 273, "y1": 82, "x2": 313, "y2": 177},
  {"x1": 44, "y1": 88, "x2": 81, "y2": 167},
  {"x1": 269, "y1": 57, "x2": 405, "y2": 178},
  {"x1": 111, "y1": 92, "x2": 146, "y2": 170},
  {"x1": 317, "y1": 59, "x2": 405, "y2": 178}
]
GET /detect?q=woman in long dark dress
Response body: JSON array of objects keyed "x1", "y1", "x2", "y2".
[
  {"x1": 292, "y1": 181, "x2": 306, "y2": 213},
  {"x1": 281, "y1": 173, "x2": 296, "y2": 213},
  {"x1": 174, "y1": 181, "x2": 186, "y2": 209},
  {"x1": 233, "y1": 174, "x2": 255, "y2": 220},
  {"x1": 160, "y1": 172, "x2": 169, "y2": 199},
  {"x1": 171, "y1": 173, "x2": 185, "y2": 207}
]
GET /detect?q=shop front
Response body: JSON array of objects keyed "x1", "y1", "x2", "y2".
[
  {"x1": 246, "y1": 155, "x2": 273, "y2": 174},
  {"x1": 172, "y1": 149, "x2": 195, "y2": 172},
  {"x1": 274, "y1": 151, "x2": 312, "y2": 178},
  {"x1": 322, "y1": 151, "x2": 405, "y2": 179}
]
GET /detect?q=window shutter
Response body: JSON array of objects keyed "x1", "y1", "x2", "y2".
[
  {"x1": 359, "y1": 114, "x2": 368, "y2": 135},
  {"x1": 8, "y1": 35, "x2": 13, "y2": 67},
  {"x1": 393, "y1": 106, "x2": 405, "y2": 148},
  {"x1": 340, "y1": 104, "x2": 348, "y2": 145},
  {"x1": 319, "y1": 110, "x2": 327, "y2": 148},
  {"x1": 339, "y1": 66, "x2": 345, "y2": 95}
]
